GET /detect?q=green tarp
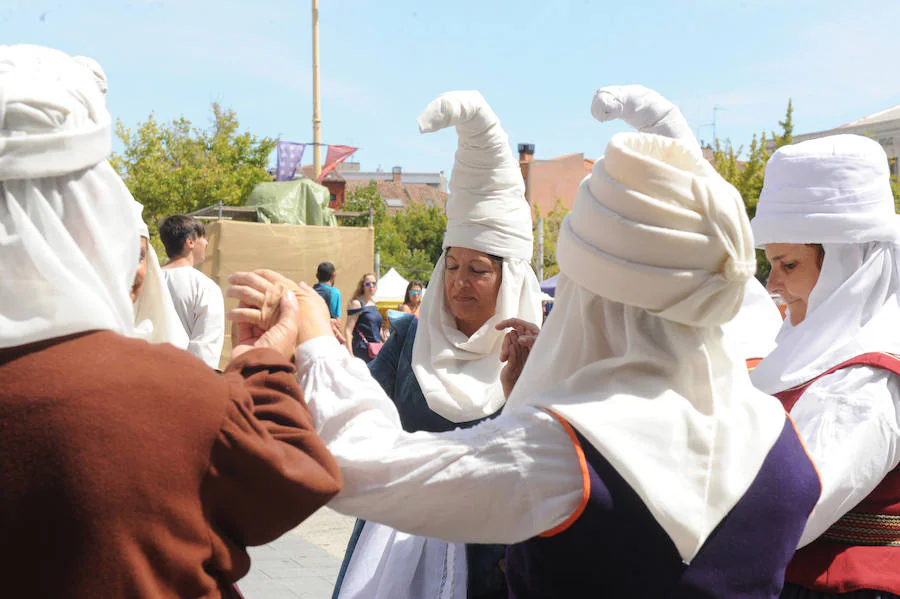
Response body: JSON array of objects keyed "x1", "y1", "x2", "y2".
[{"x1": 245, "y1": 179, "x2": 337, "y2": 226}]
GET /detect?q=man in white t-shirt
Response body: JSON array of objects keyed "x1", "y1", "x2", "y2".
[{"x1": 159, "y1": 215, "x2": 225, "y2": 369}]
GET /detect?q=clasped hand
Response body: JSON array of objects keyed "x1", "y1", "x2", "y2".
[
  {"x1": 496, "y1": 318, "x2": 540, "y2": 399},
  {"x1": 226, "y1": 269, "x2": 335, "y2": 360}
]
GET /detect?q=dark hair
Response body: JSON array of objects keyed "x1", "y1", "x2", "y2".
[
  {"x1": 316, "y1": 262, "x2": 336, "y2": 283},
  {"x1": 444, "y1": 247, "x2": 504, "y2": 278},
  {"x1": 404, "y1": 280, "x2": 424, "y2": 304},
  {"x1": 807, "y1": 243, "x2": 825, "y2": 269},
  {"x1": 159, "y1": 215, "x2": 206, "y2": 259}
]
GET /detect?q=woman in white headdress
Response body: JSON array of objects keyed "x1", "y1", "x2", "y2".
[
  {"x1": 231, "y1": 87, "x2": 820, "y2": 598},
  {"x1": 130, "y1": 205, "x2": 190, "y2": 348},
  {"x1": 750, "y1": 134, "x2": 900, "y2": 598},
  {"x1": 0, "y1": 45, "x2": 342, "y2": 598},
  {"x1": 330, "y1": 91, "x2": 543, "y2": 599}
]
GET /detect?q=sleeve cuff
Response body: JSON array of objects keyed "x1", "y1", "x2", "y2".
[{"x1": 295, "y1": 335, "x2": 346, "y2": 368}]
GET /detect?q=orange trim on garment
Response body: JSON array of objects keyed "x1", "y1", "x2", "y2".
[
  {"x1": 539, "y1": 409, "x2": 590, "y2": 538},
  {"x1": 786, "y1": 413, "x2": 823, "y2": 501},
  {"x1": 746, "y1": 357, "x2": 763, "y2": 371}
]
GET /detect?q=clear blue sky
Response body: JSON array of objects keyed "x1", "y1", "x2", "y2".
[{"x1": 4, "y1": 0, "x2": 898, "y2": 174}]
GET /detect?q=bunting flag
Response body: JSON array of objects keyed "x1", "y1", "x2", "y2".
[
  {"x1": 318, "y1": 144, "x2": 358, "y2": 182},
  {"x1": 275, "y1": 141, "x2": 306, "y2": 181}
]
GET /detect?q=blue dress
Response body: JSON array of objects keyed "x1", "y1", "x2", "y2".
[
  {"x1": 347, "y1": 304, "x2": 383, "y2": 364},
  {"x1": 333, "y1": 314, "x2": 507, "y2": 599}
]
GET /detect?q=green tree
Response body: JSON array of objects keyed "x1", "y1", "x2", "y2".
[
  {"x1": 533, "y1": 199, "x2": 569, "y2": 279},
  {"x1": 710, "y1": 99, "x2": 796, "y2": 281},
  {"x1": 340, "y1": 181, "x2": 446, "y2": 283},
  {"x1": 893, "y1": 172, "x2": 900, "y2": 213},
  {"x1": 340, "y1": 180, "x2": 385, "y2": 228},
  {"x1": 110, "y1": 103, "x2": 276, "y2": 256},
  {"x1": 771, "y1": 98, "x2": 794, "y2": 150}
]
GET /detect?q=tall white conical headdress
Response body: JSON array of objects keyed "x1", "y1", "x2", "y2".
[{"x1": 417, "y1": 91, "x2": 533, "y2": 260}]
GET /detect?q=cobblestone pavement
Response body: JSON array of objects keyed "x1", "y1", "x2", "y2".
[{"x1": 237, "y1": 508, "x2": 355, "y2": 599}]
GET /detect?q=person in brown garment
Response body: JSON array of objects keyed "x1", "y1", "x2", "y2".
[{"x1": 0, "y1": 45, "x2": 342, "y2": 598}]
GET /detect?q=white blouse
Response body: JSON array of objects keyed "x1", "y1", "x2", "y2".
[
  {"x1": 294, "y1": 336, "x2": 584, "y2": 544},
  {"x1": 792, "y1": 365, "x2": 900, "y2": 547}
]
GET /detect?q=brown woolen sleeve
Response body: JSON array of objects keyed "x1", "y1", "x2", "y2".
[{"x1": 201, "y1": 347, "x2": 342, "y2": 551}]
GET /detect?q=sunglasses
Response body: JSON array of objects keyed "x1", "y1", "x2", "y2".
[
  {"x1": 364, "y1": 281, "x2": 377, "y2": 288},
  {"x1": 409, "y1": 290, "x2": 422, "y2": 295}
]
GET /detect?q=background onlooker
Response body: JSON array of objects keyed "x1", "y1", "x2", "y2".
[
  {"x1": 397, "y1": 280, "x2": 423, "y2": 318},
  {"x1": 344, "y1": 272, "x2": 386, "y2": 362},
  {"x1": 159, "y1": 214, "x2": 225, "y2": 369},
  {"x1": 313, "y1": 262, "x2": 342, "y2": 319}
]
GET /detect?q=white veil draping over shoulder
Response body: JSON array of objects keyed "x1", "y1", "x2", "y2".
[{"x1": 0, "y1": 45, "x2": 138, "y2": 348}]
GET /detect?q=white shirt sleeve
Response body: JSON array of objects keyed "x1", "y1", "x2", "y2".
[
  {"x1": 190, "y1": 275, "x2": 225, "y2": 369},
  {"x1": 792, "y1": 365, "x2": 900, "y2": 547},
  {"x1": 294, "y1": 336, "x2": 585, "y2": 544}
]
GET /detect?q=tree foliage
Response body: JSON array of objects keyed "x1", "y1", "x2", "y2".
[
  {"x1": 533, "y1": 199, "x2": 569, "y2": 279},
  {"x1": 110, "y1": 103, "x2": 276, "y2": 256},
  {"x1": 340, "y1": 181, "x2": 447, "y2": 283},
  {"x1": 711, "y1": 99, "x2": 796, "y2": 281}
]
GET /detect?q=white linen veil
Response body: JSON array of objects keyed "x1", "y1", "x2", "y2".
[
  {"x1": 132, "y1": 210, "x2": 190, "y2": 348},
  {"x1": 0, "y1": 45, "x2": 138, "y2": 348}
]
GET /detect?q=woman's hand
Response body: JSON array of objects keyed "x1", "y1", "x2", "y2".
[
  {"x1": 227, "y1": 269, "x2": 334, "y2": 360},
  {"x1": 496, "y1": 318, "x2": 540, "y2": 398}
]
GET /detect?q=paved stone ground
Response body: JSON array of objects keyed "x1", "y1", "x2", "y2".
[{"x1": 237, "y1": 508, "x2": 355, "y2": 599}]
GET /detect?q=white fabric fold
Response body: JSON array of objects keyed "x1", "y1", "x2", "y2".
[
  {"x1": 130, "y1": 204, "x2": 189, "y2": 348},
  {"x1": 133, "y1": 244, "x2": 190, "y2": 348},
  {"x1": 417, "y1": 90, "x2": 533, "y2": 260},
  {"x1": 721, "y1": 278, "x2": 782, "y2": 361},
  {"x1": 0, "y1": 45, "x2": 136, "y2": 348},
  {"x1": 505, "y1": 131, "x2": 788, "y2": 563},
  {"x1": 588, "y1": 84, "x2": 782, "y2": 362},
  {"x1": 0, "y1": 45, "x2": 112, "y2": 180},
  {"x1": 337, "y1": 524, "x2": 466, "y2": 599},
  {"x1": 752, "y1": 134, "x2": 900, "y2": 247},
  {"x1": 591, "y1": 84, "x2": 699, "y2": 152},
  {"x1": 558, "y1": 133, "x2": 755, "y2": 327}
]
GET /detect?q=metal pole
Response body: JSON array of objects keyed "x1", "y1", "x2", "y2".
[
  {"x1": 312, "y1": 0, "x2": 322, "y2": 179},
  {"x1": 374, "y1": 252, "x2": 381, "y2": 278},
  {"x1": 536, "y1": 217, "x2": 544, "y2": 282}
]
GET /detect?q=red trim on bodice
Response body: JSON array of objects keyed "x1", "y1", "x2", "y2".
[{"x1": 774, "y1": 352, "x2": 900, "y2": 594}]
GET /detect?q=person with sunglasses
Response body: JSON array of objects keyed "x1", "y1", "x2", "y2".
[
  {"x1": 398, "y1": 280, "x2": 424, "y2": 318},
  {"x1": 344, "y1": 273, "x2": 385, "y2": 363}
]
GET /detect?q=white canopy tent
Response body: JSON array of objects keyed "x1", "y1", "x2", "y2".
[{"x1": 374, "y1": 267, "x2": 410, "y2": 304}]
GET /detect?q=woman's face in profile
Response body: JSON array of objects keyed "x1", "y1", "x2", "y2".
[{"x1": 764, "y1": 243, "x2": 823, "y2": 326}]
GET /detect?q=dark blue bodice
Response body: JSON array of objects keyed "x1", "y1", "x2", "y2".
[{"x1": 506, "y1": 418, "x2": 821, "y2": 599}]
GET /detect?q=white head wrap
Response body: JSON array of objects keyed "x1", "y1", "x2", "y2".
[
  {"x1": 0, "y1": 45, "x2": 139, "y2": 348},
  {"x1": 750, "y1": 134, "x2": 900, "y2": 393},
  {"x1": 590, "y1": 84, "x2": 783, "y2": 361},
  {"x1": 131, "y1": 205, "x2": 189, "y2": 348},
  {"x1": 411, "y1": 91, "x2": 543, "y2": 423},
  {"x1": 506, "y1": 122, "x2": 788, "y2": 561}
]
